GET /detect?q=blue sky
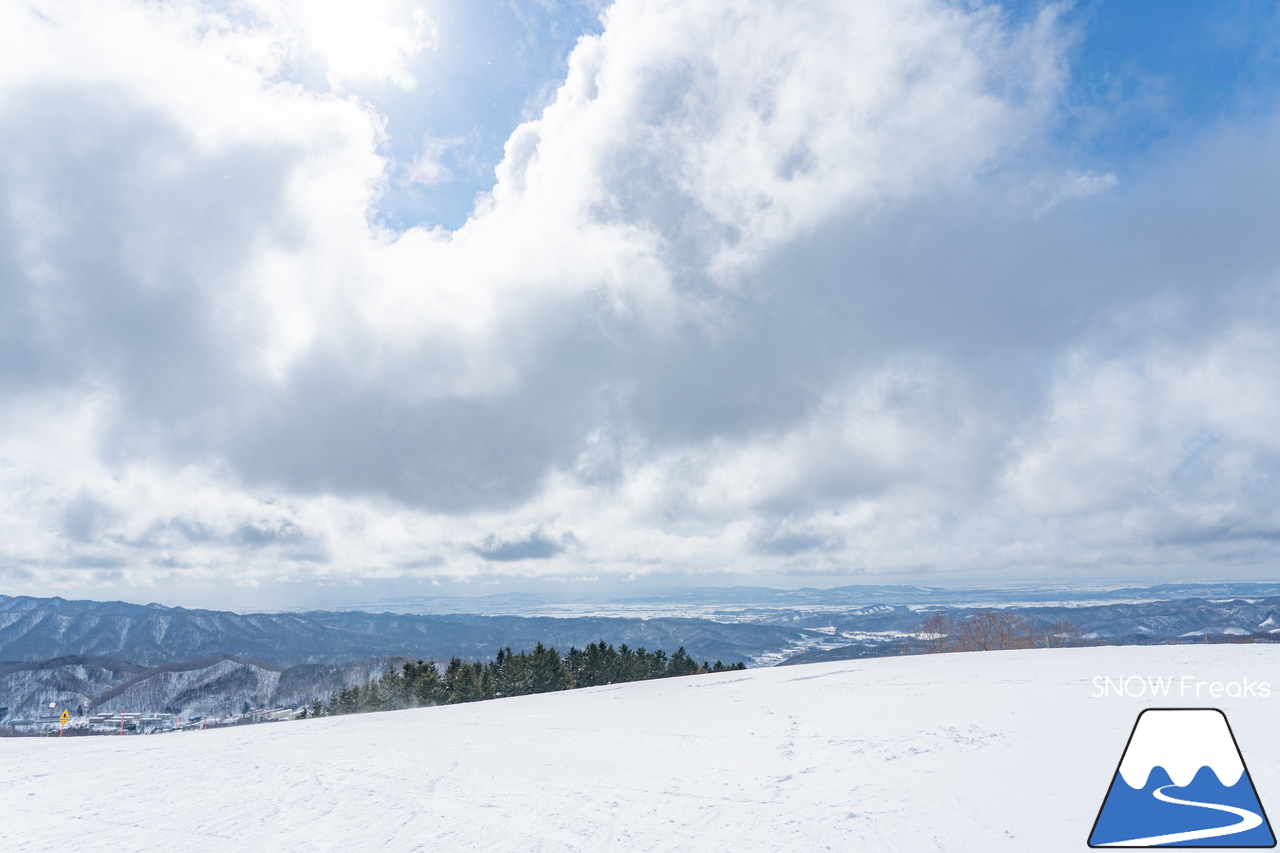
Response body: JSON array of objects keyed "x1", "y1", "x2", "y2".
[
  {"x1": 1061, "y1": 1, "x2": 1280, "y2": 159},
  {"x1": 2, "y1": 0, "x2": 1280, "y2": 608},
  {"x1": 368, "y1": 1, "x2": 1280, "y2": 231},
  {"x1": 355, "y1": 1, "x2": 607, "y2": 231}
]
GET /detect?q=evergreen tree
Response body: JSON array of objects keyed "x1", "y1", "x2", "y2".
[
  {"x1": 442, "y1": 657, "x2": 490, "y2": 703},
  {"x1": 489, "y1": 646, "x2": 530, "y2": 697},
  {"x1": 527, "y1": 642, "x2": 572, "y2": 694},
  {"x1": 402, "y1": 659, "x2": 444, "y2": 706},
  {"x1": 361, "y1": 680, "x2": 385, "y2": 713},
  {"x1": 617, "y1": 644, "x2": 637, "y2": 682},
  {"x1": 565, "y1": 639, "x2": 621, "y2": 687},
  {"x1": 707, "y1": 660, "x2": 747, "y2": 672},
  {"x1": 666, "y1": 647, "x2": 699, "y2": 677},
  {"x1": 328, "y1": 685, "x2": 361, "y2": 715},
  {"x1": 308, "y1": 640, "x2": 746, "y2": 722},
  {"x1": 646, "y1": 649, "x2": 668, "y2": 679},
  {"x1": 379, "y1": 664, "x2": 406, "y2": 709}
]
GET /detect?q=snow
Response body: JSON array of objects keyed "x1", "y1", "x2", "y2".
[{"x1": 2, "y1": 645, "x2": 1279, "y2": 852}]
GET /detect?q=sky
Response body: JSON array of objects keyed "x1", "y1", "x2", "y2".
[{"x1": 2, "y1": 0, "x2": 1280, "y2": 609}]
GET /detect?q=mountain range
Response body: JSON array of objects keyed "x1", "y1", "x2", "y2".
[
  {"x1": 0, "y1": 594, "x2": 807, "y2": 668},
  {"x1": 4, "y1": 588, "x2": 1280, "y2": 723}
]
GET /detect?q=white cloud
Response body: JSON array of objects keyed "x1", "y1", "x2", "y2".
[
  {"x1": 477, "y1": 0, "x2": 1065, "y2": 287},
  {"x1": 1034, "y1": 169, "x2": 1119, "y2": 215},
  {"x1": 1, "y1": 0, "x2": 1279, "y2": 600},
  {"x1": 233, "y1": 0, "x2": 437, "y2": 89}
]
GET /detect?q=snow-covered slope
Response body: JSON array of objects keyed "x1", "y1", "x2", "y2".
[
  {"x1": 1, "y1": 655, "x2": 413, "y2": 721},
  {"x1": 92, "y1": 657, "x2": 285, "y2": 717},
  {"x1": 2, "y1": 645, "x2": 1278, "y2": 852},
  {"x1": 0, "y1": 656, "x2": 144, "y2": 719}
]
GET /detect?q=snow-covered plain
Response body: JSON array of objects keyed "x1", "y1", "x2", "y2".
[{"x1": 3, "y1": 645, "x2": 1278, "y2": 852}]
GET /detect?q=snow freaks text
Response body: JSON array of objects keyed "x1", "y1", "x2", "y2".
[{"x1": 1091, "y1": 676, "x2": 1272, "y2": 700}]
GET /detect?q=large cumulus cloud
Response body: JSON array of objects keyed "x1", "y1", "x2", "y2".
[{"x1": 1, "y1": 0, "x2": 1278, "y2": 599}]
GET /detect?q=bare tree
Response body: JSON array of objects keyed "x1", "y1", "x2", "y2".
[
  {"x1": 1041, "y1": 619, "x2": 1087, "y2": 648},
  {"x1": 954, "y1": 609, "x2": 1035, "y2": 651},
  {"x1": 918, "y1": 612, "x2": 954, "y2": 653}
]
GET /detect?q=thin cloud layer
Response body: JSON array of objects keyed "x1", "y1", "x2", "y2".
[{"x1": 1, "y1": 0, "x2": 1279, "y2": 600}]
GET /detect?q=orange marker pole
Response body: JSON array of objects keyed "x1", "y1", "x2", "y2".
[{"x1": 59, "y1": 719, "x2": 65, "y2": 737}]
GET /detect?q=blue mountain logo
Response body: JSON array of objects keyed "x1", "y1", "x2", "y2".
[{"x1": 1089, "y1": 708, "x2": 1276, "y2": 847}]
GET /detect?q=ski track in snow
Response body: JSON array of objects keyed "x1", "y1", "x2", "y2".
[{"x1": 1, "y1": 645, "x2": 1278, "y2": 852}]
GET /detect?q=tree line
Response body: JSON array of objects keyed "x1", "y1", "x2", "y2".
[{"x1": 299, "y1": 641, "x2": 746, "y2": 718}]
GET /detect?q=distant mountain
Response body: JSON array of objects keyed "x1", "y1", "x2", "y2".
[
  {"x1": 0, "y1": 595, "x2": 807, "y2": 667},
  {"x1": 776, "y1": 597, "x2": 1280, "y2": 665},
  {"x1": 0, "y1": 655, "x2": 144, "y2": 720},
  {"x1": 5, "y1": 588, "x2": 1278, "y2": 678},
  {"x1": 764, "y1": 596, "x2": 1280, "y2": 636},
  {"x1": 0, "y1": 654, "x2": 406, "y2": 721}
]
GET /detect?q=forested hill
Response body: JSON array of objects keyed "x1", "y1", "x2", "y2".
[
  {"x1": 0, "y1": 653, "x2": 408, "y2": 721},
  {"x1": 0, "y1": 595, "x2": 806, "y2": 667}
]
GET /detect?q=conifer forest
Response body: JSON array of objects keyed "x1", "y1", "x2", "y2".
[{"x1": 300, "y1": 641, "x2": 746, "y2": 718}]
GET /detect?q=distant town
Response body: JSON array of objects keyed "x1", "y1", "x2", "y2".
[{"x1": 7, "y1": 706, "x2": 296, "y2": 737}]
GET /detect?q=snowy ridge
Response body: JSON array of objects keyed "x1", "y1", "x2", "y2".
[
  {"x1": 0, "y1": 656, "x2": 145, "y2": 719},
  {"x1": 93, "y1": 658, "x2": 284, "y2": 717},
  {"x1": 1117, "y1": 709, "x2": 1245, "y2": 789},
  {"x1": 0, "y1": 655, "x2": 411, "y2": 721},
  {"x1": 7, "y1": 592, "x2": 1280, "y2": 671}
]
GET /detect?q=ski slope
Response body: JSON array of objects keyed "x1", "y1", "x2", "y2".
[{"x1": 3, "y1": 645, "x2": 1278, "y2": 852}]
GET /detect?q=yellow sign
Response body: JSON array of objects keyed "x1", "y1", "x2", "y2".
[{"x1": 59, "y1": 710, "x2": 69, "y2": 722}]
